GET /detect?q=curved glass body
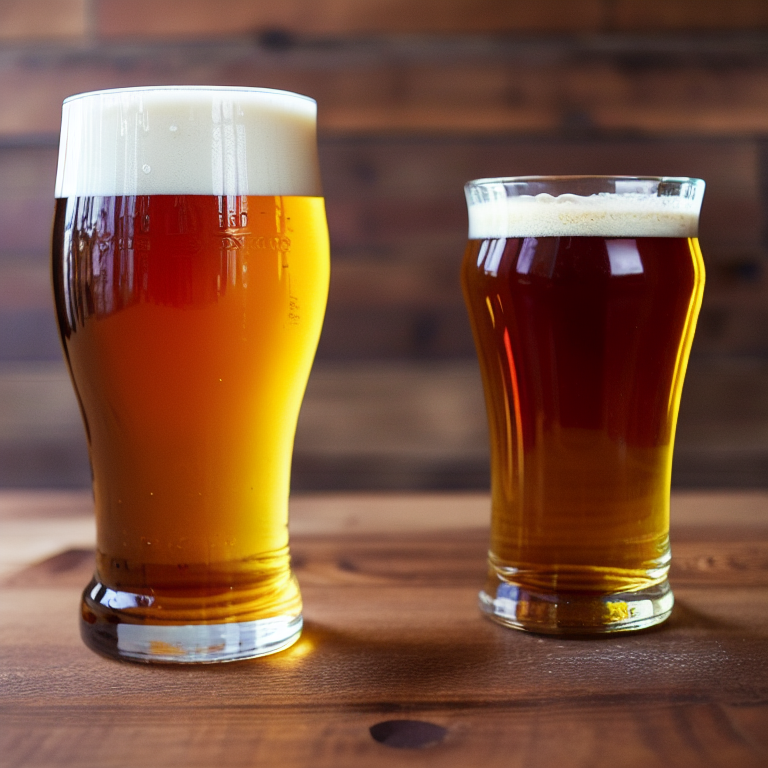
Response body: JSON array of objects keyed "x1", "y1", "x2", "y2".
[
  {"x1": 52, "y1": 87, "x2": 329, "y2": 662},
  {"x1": 462, "y1": 176, "x2": 705, "y2": 633}
]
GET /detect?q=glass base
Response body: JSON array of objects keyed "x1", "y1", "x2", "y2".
[
  {"x1": 479, "y1": 573, "x2": 674, "y2": 635},
  {"x1": 80, "y1": 579, "x2": 302, "y2": 663}
]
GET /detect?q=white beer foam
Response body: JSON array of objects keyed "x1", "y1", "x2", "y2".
[
  {"x1": 467, "y1": 193, "x2": 701, "y2": 239},
  {"x1": 55, "y1": 87, "x2": 322, "y2": 198}
]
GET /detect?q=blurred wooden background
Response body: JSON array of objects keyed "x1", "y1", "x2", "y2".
[{"x1": 1, "y1": 0, "x2": 768, "y2": 490}]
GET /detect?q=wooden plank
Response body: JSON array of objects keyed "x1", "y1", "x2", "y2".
[
  {"x1": 0, "y1": 146, "x2": 57, "y2": 200},
  {"x1": 678, "y1": 360, "x2": 768, "y2": 435},
  {"x1": 91, "y1": 0, "x2": 768, "y2": 38},
  {"x1": 6, "y1": 357, "x2": 768, "y2": 493},
  {"x1": 2, "y1": 488, "x2": 767, "y2": 535},
  {"x1": 2, "y1": 702, "x2": 765, "y2": 768},
  {"x1": 0, "y1": 0, "x2": 86, "y2": 41},
  {"x1": 2, "y1": 489, "x2": 767, "y2": 562},
  {"x1": 1, "y1": 552, "x2": 768, "y2": 712},
  {"x1": 1, "y1": 488, "x2": 767, "y2": 768},
  {"x1": 0, "y1": 264, "x2": 52, "y2": 311},
  {"x1": 695, "y1": 304, "x2": 768, "y2": 357},
  {"x1": 0, "y1": 489, "x2": 92, "y2": 520},
  {"x1": 7, "y1": 527, "x2": 768, "y2": 591},
  {"x1": 3, "y1": 40, "x2": 768, "y2": 137},
  {"x1": 93, "y1": 0, "x2": 604, "y2": 38},
  {"x1": 612, "y1": 0, "x2": 768, "y2": 31}
]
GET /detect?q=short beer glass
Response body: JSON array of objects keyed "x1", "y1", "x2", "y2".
[
  {"x1": 462, "y1": 177, "x2": 705, "y2": 633},
  {"x1": 52, "y1": 87, "x2": 329, "y2": 662}
]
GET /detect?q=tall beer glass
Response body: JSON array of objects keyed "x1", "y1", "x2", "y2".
[
  {"x1": 52, "y1": 87, "x2": 329, "y2": 662},
  {"x1": 462, "y1": 177, "x2": 705, "y2": 633}
]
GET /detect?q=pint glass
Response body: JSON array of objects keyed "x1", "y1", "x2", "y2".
[
  {"x1": 52, "y1": 87, "x2": 329, "y2": 662},
  {"x1": 462, "y1": 177, "x2": 705, "y2": 633}
]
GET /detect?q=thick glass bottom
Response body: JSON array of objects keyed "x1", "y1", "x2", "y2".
[
  {"x1": 479, "y1": 571, "x2": 673, "y2": 635},
  {"x1": 80, "y1": 578, "x2": 302, "y2": 663}
]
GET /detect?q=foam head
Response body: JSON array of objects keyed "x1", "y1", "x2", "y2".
[
  {"x1": 466, "y1": 177, "x2": 705, "y2": 239},
  {"x1": 55, "y1": 87, "x2": 322, "y2": 198}
]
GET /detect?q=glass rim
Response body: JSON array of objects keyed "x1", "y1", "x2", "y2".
[
  {"x1": 63, "y1": 85, "x2": 316, "y2": 106},
  {"x1": 466, "y1": 175, "x2": 704, "y2": 187},
  {"x1": 464, "y1": 175, "x2": 704, "y2": 238}
]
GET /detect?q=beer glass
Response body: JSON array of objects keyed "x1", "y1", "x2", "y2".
[
  {"x1": 52, "y1": 87, "x2": 329, "y2": 662},
  {"x1": 462, "y1": 176, "x2": 705, "y2": 633}
]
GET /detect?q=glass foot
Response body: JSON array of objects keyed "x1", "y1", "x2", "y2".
[
  {"x1": 479, "y1": 574, "x2": 673, "y2": 635},
  {"x1": 80, "y1": 578, "x2": 302, "y2": 663}
]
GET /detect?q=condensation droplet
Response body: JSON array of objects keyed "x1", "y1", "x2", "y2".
[
  {"x1": 169, "y1": 124, "x2": 178, "y2": 132},
  {"x1": 142, "y1": 164, "x2": 151, "y2": 174}
]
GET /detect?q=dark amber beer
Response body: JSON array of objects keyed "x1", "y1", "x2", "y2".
[
  {"x1": 52, "y1": 88, "x2": 328, "y2": 661},
  {"x1": 462, "y1": 177, "x2": 705, "y2": 633}
]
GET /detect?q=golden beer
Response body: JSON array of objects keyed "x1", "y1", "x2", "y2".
[
  {"x1": 52, "y1": 88, "x2": 328, "y2": 661},
  {"x1": 462, "y1": 177, "x2": 705, "y2": 633}
]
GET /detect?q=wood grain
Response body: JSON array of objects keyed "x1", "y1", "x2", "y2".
[
  {"x1": 91, "y1": 0, "x2": 768, "y2": 38},
  {"x1": 0, "y1": 0, "x2": 86, "y2": 41},
  {"x1": 1, "y1": 492, "x2": 767, "y2": 767},
  {"x1": 3, "y1": 3, "x2": 768, "y2": 496},
  {"x1": 94, "y1": 0, "x2": 603, "y2": 38},
  {"x1": 3, "y1": 37, "x2": 768, "y2": 138},
  {"x1": 611, "y1": 0, "x2": 768, "y2": 31},
  {"x1": 5, "y1": 0, "x2": 768, "y2": 44}
]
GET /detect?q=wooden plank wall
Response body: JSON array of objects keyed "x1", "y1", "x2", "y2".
[{"x1": 1, "y1": 0, "x2": 768, "y2": 489}]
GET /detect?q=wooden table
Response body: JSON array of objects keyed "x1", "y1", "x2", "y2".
[{"x1": 2, "y1": 491, "x2": 767, "y2": 768}]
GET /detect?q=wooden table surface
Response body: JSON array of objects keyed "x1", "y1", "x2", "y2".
[{"x1": 2, "y1": 490, "x2": 767, "y2": 768}]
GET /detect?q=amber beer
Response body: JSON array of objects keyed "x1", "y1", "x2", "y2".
[
  {"x1": 52, "y1": 88, "x2": 329, "y2": 662},
  {"x1": 462, "y1": 177, "x2": 705, "y2": 633}
]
